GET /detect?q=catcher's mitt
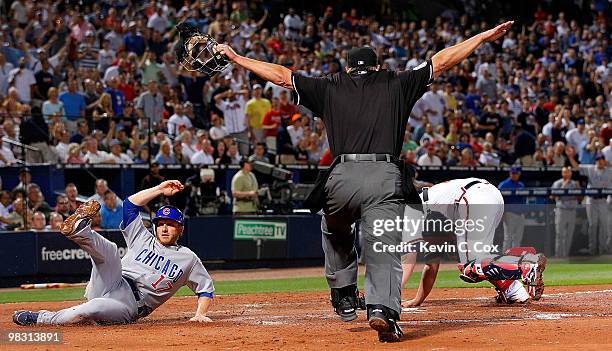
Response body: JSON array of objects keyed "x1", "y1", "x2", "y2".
[{"x1": 175, "y1": 21, "x2": 230, "y2": 76}]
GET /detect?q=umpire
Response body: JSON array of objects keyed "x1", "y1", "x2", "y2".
[{"x1": 215, "y1": 20, "x2": 513, "y2": 343}]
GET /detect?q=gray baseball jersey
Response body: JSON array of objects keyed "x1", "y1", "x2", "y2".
[
  {"x1": 121, "y1": 201, "x2": 215, "y2": 311},
  {"x1": 551, "y1": 178, "x2": 579, "y2": 209},
  {"x1": 579, "y1": 165, "x2": 611, "y2": 189}
]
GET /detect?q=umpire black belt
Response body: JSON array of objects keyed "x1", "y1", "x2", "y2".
[
  {"x1": 123, "y1": 276, "x2": 152, "y2": 319},
  {"x1": 339, "y1": 153, "x2": 396, "y2": 163}
]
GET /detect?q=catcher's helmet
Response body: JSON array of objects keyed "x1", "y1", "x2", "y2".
[
  {"x1": 153, "y1": 205, "x2": 184, "y2": 226},
  {"x1": 175, "y1": 21, "x2": 230, "y2": 76}
]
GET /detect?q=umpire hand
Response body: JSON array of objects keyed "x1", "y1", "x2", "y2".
[
  {"x1": 214, "y1": 44, "x2": 238, "y2": 61},
  {"x1": 157, "y1": 180, "x2": 184, "y2": 196},
  {"x1": 480, "y1": 21, "x2": 514, "y2": 42}
]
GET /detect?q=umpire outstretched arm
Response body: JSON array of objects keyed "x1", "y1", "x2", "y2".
[{"x1": 214, "y1": 21, "x2": 514, "y2": 86}]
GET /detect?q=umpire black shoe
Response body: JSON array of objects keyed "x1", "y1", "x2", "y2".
[
  {"x1": 330, "y1": 284, "x2": 364, "y2": 322},
  {"x1": 367, "y1": 305, "x2": 403, "y2": 343}
]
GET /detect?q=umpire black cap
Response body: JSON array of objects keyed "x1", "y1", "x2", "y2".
[{"x1": 347, "y1": 47, "x2": 378, "y2": 68}]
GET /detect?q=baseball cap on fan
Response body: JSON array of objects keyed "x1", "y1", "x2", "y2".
[{"x1": 347, "y1": 47, "x2": 378, "y2": 69}]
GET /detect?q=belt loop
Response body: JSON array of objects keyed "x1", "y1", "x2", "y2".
[
  {"x1": 386, "y1": 154, "x2": 391, "y2": 162},
  {"x1": 340, "y1": 155, "x2": 345, "y2": 163}
]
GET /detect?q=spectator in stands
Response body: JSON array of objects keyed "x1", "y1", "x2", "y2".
[
  {"x1": 0, "y1": 191, "x2": 11, "y2": 229},
  {"x1": 42, "y1": 87, "x2": 64, "y2": 124},
  {"x1": 0, "y1": 52, "x2": 14, "y2": 97},
  {"x1": 136, "y1": 80, "x2": 165, "y2": 128},
  {"x1": 565, "y1": 119, "x2": 588, "y2": 149},
  {"x1": 47, "y1": 212, "x2": 63, "y2": 231},
  {"x1": 69, "y1": 120, "x2": 89, "y2": 144},
  {"x1": 191, "y1": 139, "x2": 215, "y2": 165},
  {"x1": 104, "y1": 76, "x2": 125, "y2": 116},
  {"x1": 498, "y1": 167, "x2": 526, "y2": 250},
  {"x1": 245, "y1": 84, "x2": 271, "y2": 143},
  {"x1": 261, "y1": 97, "x2": 282, "y2": 152},
  {"x1": 31, "y1": 211, "x2": 46, "y2": 231},
  {"x1": 100, "y1": 190, "x2": 123, "y2": 229},
  {"x1": 27, "y1": 189, "x2": 52, "y2": 219},
  {"x1": 287, "y1": 114, "x2": 305, "y2": 147},
  {"x1": 8, "y1": 57, "x2": 36, "y2": 104},
  {"x1": 154, "y1": 140, "x2": 176, "y2": 165},
  {"x1": 83, "y1": 138, "x2": 110, "y2": 164},
  {"x1": 5, "y1": 198, "x2": 26, "y2": 229},
  {"x1": 417, "y1": 144, "x2": 442, "y2": 166},
  {"x1": 249, "y1": 143, "x2": 270, "y2": 163},
  {"x1": 12, "y1": 168, "x2": 35, "y2": 193},
  {"x1": 214, "y1": 88, "x2": 249, "y2": 156},
  {"x1": 167, "y1": 103, "x2": 192, "y2": 138},
  {"x1": 59, "y1": 79, "x2": 86, "y2": 133},
  {"x1": 209, "y1": 114, "x2": 229, "y2": 142},
  {"x1": 479, "y1": 142, "x2": 501, "y2": 166},
  {"x1": 0, "y1": 134, "x2": 16, "y2": 166},
  {"x1": 65, "y1": 183, "x2": 82, "y2": 213},
  {"x1": 66, "y1": 143, "x2": 84, "y2": 164},
  {"x1": 91, "y1": 93, "x2": 114, "y2": 134},
  {"x1": 551, "y1": 166, "x2": 580, "y2": 257},
  {"x1": 231, "y1": 158, "x2": 259, "y2": 215},
  {"x1": 54, "y1": 194, "x2": 72, "y2": 220},
  {"x1": 172, "y1": 141, "x2": 190, "y2": 165},
  {"x1": 88, "y1": 179, "x2": 112, "y2": 206},
  {"x1": 224, "y1": 143, "x2": 242, "y2": 165},
  {"x1": 107, "y1": 139, "x2": 133, "y2": 164}
]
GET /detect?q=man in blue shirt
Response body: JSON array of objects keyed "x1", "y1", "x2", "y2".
[
  {"x1": 498, "y1": 166, "x2": 526, "y2": 250},
  {"x1": 104, "y1": 76, "x2": 125, "y2": 116},
  {"x1": 59, "y1": 79, "x2": 86, "y2": 133},
  {"x1": 100, "y1": 190, "x2": 123, "y2": 229},
  {"x1": 124, "y1": 21, "x2": 145, "y2": 56}
]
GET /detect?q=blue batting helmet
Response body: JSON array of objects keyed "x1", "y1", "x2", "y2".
[{"x1": 152, "y1": 205, "x2": 184, "y2": 226}]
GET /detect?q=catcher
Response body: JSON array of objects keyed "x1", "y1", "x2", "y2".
[
  {"x1": 13, "y1": 181, "x2": 215, "y2": 325},
  {"x1": 401, "y1": 178, "x2": 547, "y2": 307}
]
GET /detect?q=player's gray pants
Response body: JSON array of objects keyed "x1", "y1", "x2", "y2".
[
  {"x1": 37, "y1": 226, "x2": 138, "y2": 325},
  {"x1": 502, "y1": 212, "x2": 525, "y2": 250},
  {"x1": 554, "y1": 208, "x2": 576, "y2": 257},
  {"x1": 321, "y1": 161, "x2": 405, "y2": 314},
  {"x1": 586, "y1": 199, "x2": 611, "y2": 255}
]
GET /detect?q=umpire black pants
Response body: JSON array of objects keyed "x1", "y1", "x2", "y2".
[{"x1": 322, "y1": 161, "x2": 405, "y2": 314}]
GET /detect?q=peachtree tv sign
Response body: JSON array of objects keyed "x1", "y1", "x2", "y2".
[{"x1": 234, "y1": 220, "x2": 287, "y2": 240}]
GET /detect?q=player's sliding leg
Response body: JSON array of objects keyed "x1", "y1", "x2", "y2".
[
  {"x1": 13, "y1": 200, "x2": 134, "y2": 326},
  {"x1": 14, "y1": 295, "x2": 137, "y2": 325},
  {"x1": 322, "y1": 215, "x2": 363, "y2": 322},
  {"x1": 61, "y1": 200, "x2": 124, "y2": 299}
]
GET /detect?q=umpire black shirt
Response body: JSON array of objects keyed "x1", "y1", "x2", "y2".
[{"x1": 292, "y1": 61, "x2": 433, "y2": 157}]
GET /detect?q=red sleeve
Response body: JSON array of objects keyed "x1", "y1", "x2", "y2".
[{"x1": 319, "y1": 149, "x2": 333, "y2": 166}]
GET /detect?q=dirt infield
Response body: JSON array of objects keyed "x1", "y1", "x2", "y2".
[{"x1": 2, "y1": 284, "x2": 611, "y2": 350}]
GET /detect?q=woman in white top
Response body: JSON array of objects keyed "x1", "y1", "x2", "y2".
[{"x1": 42, "y1": 87, "x2": 65, "y2": 123}]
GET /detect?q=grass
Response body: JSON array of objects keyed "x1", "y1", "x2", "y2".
[{"x1": 1, "y1": 263, "x2": 611, "y2": 304}]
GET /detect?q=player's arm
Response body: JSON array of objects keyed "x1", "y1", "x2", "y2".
[
  {"x1": 128, "y1": 180, "x2": 184, "y2": 206},
  {"x1": 402, "y1": 260, "x2": 440, "y2": 307},
  {"x1": 431, "y1": 21, "x2": 513, "y2": 79},
  {"x1": 190, "y1": 296, "x2": 213, "y2": 322},
  {"x1": 214, "y1": 44, "x2": 293, "y2": 90},
  {"x1": 187, "y1": 258, "x2": 215, "y2": 322}
]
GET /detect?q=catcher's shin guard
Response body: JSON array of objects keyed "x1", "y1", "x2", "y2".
[{"x1": 460, "y1": 253, "x2": 547, "y2": 300}]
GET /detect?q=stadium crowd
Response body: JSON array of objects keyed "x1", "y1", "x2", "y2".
[
  {"x1": 0, "y1": 1, "x2": 610, "y2": 255},
  {"x1": 0, "y1": 0, "x2": 608, "y2": 170}
]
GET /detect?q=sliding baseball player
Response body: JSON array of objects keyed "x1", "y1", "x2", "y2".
[
  {"x1": 13, "y1": 180, "x2": 215, "y2": 325},
  {"x1": 401, "y1": 178, "x2": 546, "y2": 307}
]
